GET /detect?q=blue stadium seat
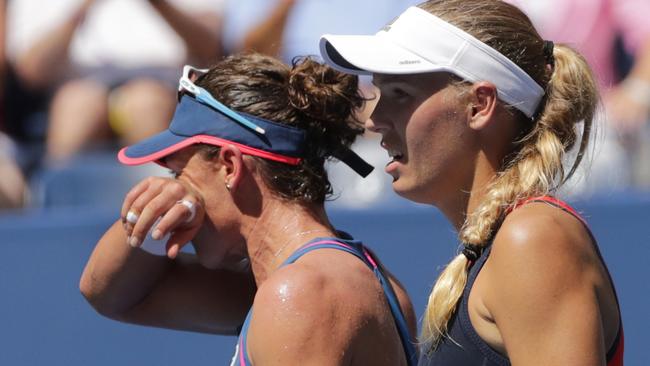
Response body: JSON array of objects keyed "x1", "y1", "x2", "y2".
[{"x1": 28, "y1": 152, "x2": 168, "y2": 210}]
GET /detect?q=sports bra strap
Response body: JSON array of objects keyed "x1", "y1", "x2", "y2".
[
  {"x1": 508, "y1": 195, "x2": 587, "y2": 226},
  {"x1": 283, "y1": 239, "x2": 417, "y2": 366},
  {"x1": 235, "y1": 238, "x2": 417, "y2": 366},
  {"x1": 282, "y1": 240, "x2": 367, "y2": 266},
  {"x1": 236, "y1": 309, "x2": 254, "y2": 366}
]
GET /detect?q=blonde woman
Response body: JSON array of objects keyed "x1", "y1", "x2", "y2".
[{"x1": 321, "y1": 1, "x2": 624, "y2": 365}]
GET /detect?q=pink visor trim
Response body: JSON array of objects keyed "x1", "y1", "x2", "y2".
[{"x1": 118, "y1": 134, "x2": 302, "y2": 166}]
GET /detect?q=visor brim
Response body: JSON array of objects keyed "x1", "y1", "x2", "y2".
[
  {"x1": 118, "y1": 130, "x2": 193, "y2": 166},
  {"x1": 320, "y1": 34, "x2": 442, "y2": 75}
]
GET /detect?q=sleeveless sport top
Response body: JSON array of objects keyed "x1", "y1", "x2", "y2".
[
  {"x1": 230, "y1": 236, "x2": 417, "y2": 366},
  {"x1": 419, "y1": 196, "x2": 624, "y2": 366}
]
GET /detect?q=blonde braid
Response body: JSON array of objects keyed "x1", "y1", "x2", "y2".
[{"x1": 418, "y1": 0, "x2": 598, "y2": 351}]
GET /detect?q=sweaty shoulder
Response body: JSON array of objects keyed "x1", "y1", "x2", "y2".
[
  {"x1": 501, "y1": 200, "x2": 593, "y2": 249},
  {"x1": 245, "y1": 255, "x2": 389, "y2": 365},
  {"x1": 488, "y1": 201, "x2": 596, "y2": 285},
  {"x1": 479, "y1": 200, "x2": 619, "y2": 364}
]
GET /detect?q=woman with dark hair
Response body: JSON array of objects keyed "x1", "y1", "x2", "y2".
[
  {"x1": 321, "y1": 0, "x2": 624, "y2": 364},
  {"x1": 79, "y1": 53, "x2": 417, "y2": 365}
]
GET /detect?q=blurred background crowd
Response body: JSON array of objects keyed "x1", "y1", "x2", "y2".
[
  {"x1": 2, "y1": 2, "x2": 649, "y2": 364},
  {"x1": 1, "y1": 0, "x2": 650, "y2": 212}
]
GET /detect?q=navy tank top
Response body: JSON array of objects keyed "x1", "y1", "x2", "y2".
[
  {"x1": 419, "y1": 196, "x2": 624, "y2": 366},
  {"x1": 230, "y1": 236, "x2": 417, "y2": 366}
]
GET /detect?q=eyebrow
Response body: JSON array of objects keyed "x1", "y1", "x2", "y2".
[
  {"x1": 373, "y1": 75, "x2": 418, "y2": 92},
  {"x1": 372, "y1": 74, "x2": 395, "y2": 87},
  {"x1": 372, "y1": 75, "x2": 397, "y2": 88}
]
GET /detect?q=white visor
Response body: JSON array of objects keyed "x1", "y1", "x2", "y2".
[{"x1": 320, "y1": 7, "x2": 544, "y2": 118}]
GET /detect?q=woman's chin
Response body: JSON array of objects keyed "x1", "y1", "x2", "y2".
[
  {"x1": 391, "y1": 174, "x2": 411, "y2": 194},
  {"x1": 197, "y1": 256, "x2": 220, "y2": 270},
  {"x1": 392, "y1": 180, "x2": 414, "y2": 200},
  {"x1": 229, "y1": 257, "x2": 251, "y2": 272},
  {"x1": 196, "y1": 251, "x2": 228, "y2": 270},
  {"x1": 393, "y1": 180, "x2": 433, "y2": 205},
  {"x1": 199, "y1": 254, "x2": 250, "y2": 272}
]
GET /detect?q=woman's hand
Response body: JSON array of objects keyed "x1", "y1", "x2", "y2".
[{"x1": 121, "y1": 176, "x2": 205, "y2": 259}]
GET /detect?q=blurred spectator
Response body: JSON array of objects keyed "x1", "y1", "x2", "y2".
[
  {"x1": 0, "y1": 132, "x2": 26, "y2": 209},
  {"x1": 1, "y1": 0, "x2": 6, "y2": 130},
  {"x1": 223, "y1": 0, "x2": 419, "y2": 64},
  {"x1": 6, "y1": 0, "x2": 224, "y2": 163},
  {"x1": 508, "y1": 0, "x2": 650, "y2": 192},
  {"x1": 1, "y1": 0, "x2": 27, "y2": 209}
]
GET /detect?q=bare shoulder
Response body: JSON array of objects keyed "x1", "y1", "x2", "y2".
[
  {"x1": 479, "y1": 201, "x2": 619, "y2": 363},
  {"x1": 483, "y1": 201, "x2": 605, "y2": 317},
  {"x1": 251, "y1": 255, "x2": 387, "y2": 326},
  {"x1": 491, "y1": 202, "x2": 595, "y2": 271},
  {"x1": 253, "y1": 262, "x2": 336, "y2": 319},
  {"x1": 245, "y1": 258, "x2": 382, "y2": 364}
]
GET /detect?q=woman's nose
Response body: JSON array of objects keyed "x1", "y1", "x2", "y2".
[
  {"x1": 366, "y1": 105, "x2": 392, "y2": 134},
  {"x1": 364, "y1": 116, "x2": 382, "y2": 133}
]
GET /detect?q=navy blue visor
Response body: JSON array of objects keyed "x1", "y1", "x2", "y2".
[
  {"x1": 119, "y1": 95, "x2": 306, "y2": 166},
  {"x1": 118, "y1": 64, "x2": 374, "y2": 177}
]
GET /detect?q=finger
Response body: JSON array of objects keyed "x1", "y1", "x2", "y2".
[
  {"x1": 126, "y1": 179, "x2": 192, "y2": 242},
  {"x1": 122, "y1": 211, "x2": 138, "y2": 234},
  {"x1": 124, "y1": 194, "x2": 156, "y2": 240},
  {"x1": 121, "y1": 178, "x2": 154, "y2": 221},
  {"x1": 166, "y1": 230, "x2": 197, "y2": 259},
  {"x1": 151, "y1": 199, "x2": 197, "y2": 240},
  {"x1": 129, "y1": 191, "x2": 178, "y2": 247},
  {"x1": 178, "y1": 199, "x2": 198, "y2": 224}
]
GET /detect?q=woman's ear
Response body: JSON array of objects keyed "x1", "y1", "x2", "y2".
[
  {"x1": 467, "y1": 81, "x2": 498, "y2": 130},
  {"x1": 219, "y1": 145, "x2": 245, "y2": 192}
]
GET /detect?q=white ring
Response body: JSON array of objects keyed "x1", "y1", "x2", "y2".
[
  {"x1": 178, "y1": 199, "x2": 196, "y2": 223},
  {"x1": 126, "y1": 211, "x2": 139, "y2": 224}
]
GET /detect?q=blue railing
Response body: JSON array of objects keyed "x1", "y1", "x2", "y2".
[{"x1": 1, "y1": 193, "x2": 648, "y2": 365}]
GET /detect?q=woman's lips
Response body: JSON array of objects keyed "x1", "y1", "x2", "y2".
[
  {"x1": 381, "y1": 140, "x2": 404, "y2": 176},
  {"x1": 385, "y1": 154, "x2": 403, "y2": 177}
]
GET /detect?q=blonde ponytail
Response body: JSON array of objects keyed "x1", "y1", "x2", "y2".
[
  {"x1": 418, "y1": 0, "x2": 599, "y2": 352},
  {"x1": 421, "y1": 254, "x2": 468, "y2": 346}
]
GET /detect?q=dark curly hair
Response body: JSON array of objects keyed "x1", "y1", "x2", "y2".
[{"x1": 195, "y1": 53, "x2": 365, "y2": 203}]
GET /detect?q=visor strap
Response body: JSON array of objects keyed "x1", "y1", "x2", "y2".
[{"x1": 332, "y1": 148, "x2": 375, "y2": 178}]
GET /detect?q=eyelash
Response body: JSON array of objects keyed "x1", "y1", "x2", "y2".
[{"x1": 393, "y1": 88, "x2": 410, "y2": 98}]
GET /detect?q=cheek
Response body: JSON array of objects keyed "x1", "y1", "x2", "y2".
[
  {"x1": 400, "y1": 103, "x2": 470, "y2": 193},
  {"x1": 405, "y1": 102, "x2": 465, "y2": 161}
]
